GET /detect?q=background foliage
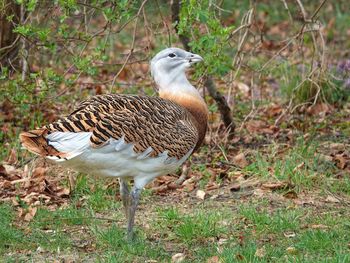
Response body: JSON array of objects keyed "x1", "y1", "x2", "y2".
[{"x1": 0, "y1": 0, "x2": 350, "y2": 262}]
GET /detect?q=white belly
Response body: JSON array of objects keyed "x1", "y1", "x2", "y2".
[{"x1": 46, "y1": 132, "x2": 192, "y2": 188}]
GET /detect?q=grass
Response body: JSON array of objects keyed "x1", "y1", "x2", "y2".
[
  {"x1": 0, "y1": 204, "x2": 27, "y2": 253},
  {"x1": 241, "y1": 136, "x2": 350, "y2": 195},
  {"x1": 1, "y1": 189, "x2": 349, "y2": 262}
]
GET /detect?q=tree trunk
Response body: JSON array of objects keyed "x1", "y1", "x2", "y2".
[{"x1": 0, "y1": 1, "x2": 21, "y2": 70}]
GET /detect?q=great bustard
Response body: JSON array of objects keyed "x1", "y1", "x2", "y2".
[{"x1": 20, "y1": 47, "x2": 208, "y2": 239}]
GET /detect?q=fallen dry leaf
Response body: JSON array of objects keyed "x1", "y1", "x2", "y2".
[
  {"x1": 183, "y1": 183, "x2": 195, "y2": 192},
  {"x1": 0, "y1": 165, "x2": 6, "y2": 176},
  {"x1": 283, "y1": 190, "x2": 298, "y2": 199},
  {"x1": 261, "y1": 182, "x2": 288, "y2": 190},
  {"x1": 1, "y1": 180, "x2": 14, "y2": 190},
  {"x1": 56, "y1": 187, "x2": 70, "y2": 197},
  {"x1": 318, "y1": 153, "x2": 333, "y2": 162},
  {"x1": 245, "y1": 120, "x2": 276, "y2": 134},
  {"x1": 183, "y1": 175, "x2": 201, "y2": 185},
  {"x1": 334, "y1": 154, "x2": 348, "y2": 169},
  {"x1": 32, "y1": 167, "x2": 47, "y2": 179},
  {"x1": 232, "y1": 153, "x2": 249, "y2": 168},
  {"x1": 294, "y1": 197, "x2": 315, "y2": 206},
  {"x1": 245, "y1": 120, "x2": 266, "y2": 133},
  {"x1": 2, "y1": 164, "x2": 17, "y2": 176},
  {"x1": 329, "y1": 143, "x2": 346, "y2": 152},
  {"x1": 207, "y1": 256, "x2": 221, "y2": 263},
  {"x1": 206, "y1": 182, "x2": 219, "y2": 191},
  {"x1": 265, "y1": 104, "x2": 283, "y2": 117},
  {"x1": 306, "y1": 103, "x2": 332, "y2": 115},
  {"x1": 243, "y1": 135, "x2": 253, "y2": 144},
  {"x1": 24, "y1": 206, "x2": 37, "y2": 222},
  {"x1": 6, "y1": 148, "x2": 17, "y2": 164},
  {"x1": 231, "y1": 136, "x2": 240, "y2": 144},
  {"x1": 117, "y1": 67, "x2": 129, "y2": 81},
  {"x1": 255, "y1": 247, "x2": 266, "y2": 258},
  {"x1": 310, "y1": 224, "x2": 329, "y2": 229},
  {"x1": 253, "y1": 188, "x2": 266, "y2": 197},
  {"x1": 156, "y1": 175, "x2": 176, "y2": 184},
  {"x1": 325, "y1": 195, "x2": 340, "y2": 203}
]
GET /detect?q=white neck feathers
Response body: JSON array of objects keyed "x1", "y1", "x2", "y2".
[{"x1": 153, "y1": 68, "x2": 203, "y2": 102}]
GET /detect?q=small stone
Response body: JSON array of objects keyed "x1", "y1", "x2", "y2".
[
  {"x1": 283, "y1": 231, "x2": 296, "y2": 238},
  {"x1": 196, "y1": 190, "x2": 206, "y2": 200},
  {"x1": 172, "y1": 253, "x2": 185, "y2": 262}
]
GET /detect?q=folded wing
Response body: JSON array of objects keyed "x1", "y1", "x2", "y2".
[{"x1": 20, "y1": 94, "x2": 198, "y2": 161}]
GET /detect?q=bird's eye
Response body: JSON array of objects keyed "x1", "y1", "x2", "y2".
[{"x1": 168, "y1": 53, "x2": 176, "y2": 58}]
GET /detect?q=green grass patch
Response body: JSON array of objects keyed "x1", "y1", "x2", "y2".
[
  {"x1": 95, "y1": 224, "x2": 169, "y2": 262},
  {"x1": 244, "y1": 137, "x2": 348, "y2": 194},
  {"x1": 1, "y1": 188, "x2": 350, "y2": 262},
  {"x1": 0, "y1": 204, "x2": 27, "y2": 254}
]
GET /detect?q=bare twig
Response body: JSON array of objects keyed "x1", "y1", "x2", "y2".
[
  {"x1": 0, "y1": 35, "x2": 20, "y2": 52},
  {"x1": 239, "y1": 77, "x2": 257, "y2": 131},
  {"x1": 295, "y1": 0, "x2": 307, "y2": 21},
  {"x1": 110, "y1": 0, "x2": 149, "y2": 91},
  {"x1": 228, "y1": 8, "x2": 254, "y2": 105},
  {"x1": 281, "y1": 0, "x2": 294, "y2": 23},
  {"x1": 20, "y1": 3, "x2": 28, "y2": 81},
  {"x1": 310, "y1": 0, "x2": 328, "y2": 21},
  {"x1": 155, "y1": 0, "x2": 172, "y2": 47}
]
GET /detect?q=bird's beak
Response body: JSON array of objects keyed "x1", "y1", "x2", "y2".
[{"x1": 187, "y1": 53, "x2": 203, "y2": 64}]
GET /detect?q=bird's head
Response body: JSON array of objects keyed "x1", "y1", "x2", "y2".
[{"x1": 150, "y1": 47, "x2": 203, "y2": 91}]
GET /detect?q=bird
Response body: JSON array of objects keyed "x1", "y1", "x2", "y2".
[{"x1": 19, "y1": 47, "x2": 208, "y2": 239}]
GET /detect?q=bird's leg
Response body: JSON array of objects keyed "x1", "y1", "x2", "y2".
[
  {"x1": 119, "y1": 178, "x2": 130, "y2": 218},
  {"x1": 127, "y1": 187, "x2": 142, "y2": 240}
]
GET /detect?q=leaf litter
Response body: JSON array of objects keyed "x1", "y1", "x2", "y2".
[{"x1": 0, "y1": 162, "x2": 70, "y2": 222}]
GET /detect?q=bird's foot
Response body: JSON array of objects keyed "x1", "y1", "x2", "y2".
[{"x1": 126, "y1": 229, "x2": 135, "y2": 242}]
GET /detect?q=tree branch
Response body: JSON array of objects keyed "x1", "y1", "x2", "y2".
[{"x1": 170, "y1": 0, "x2": 235, "y2": 138}]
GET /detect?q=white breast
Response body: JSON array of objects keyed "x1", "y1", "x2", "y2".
[{"x1": 46, "y1": 132, "x2": 192, "y2": 189}]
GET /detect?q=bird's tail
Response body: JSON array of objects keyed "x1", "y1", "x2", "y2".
[{"x1": 19, "y1": 128, "x2": 66, "y2": 158}]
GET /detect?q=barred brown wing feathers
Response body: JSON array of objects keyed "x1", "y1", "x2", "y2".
[
  {"x1": 88, "y1": 96, "x2": 198, "y2": 159},
  {"x1": 43, "y1": 94, "x2": 198, "y2": 159}
]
